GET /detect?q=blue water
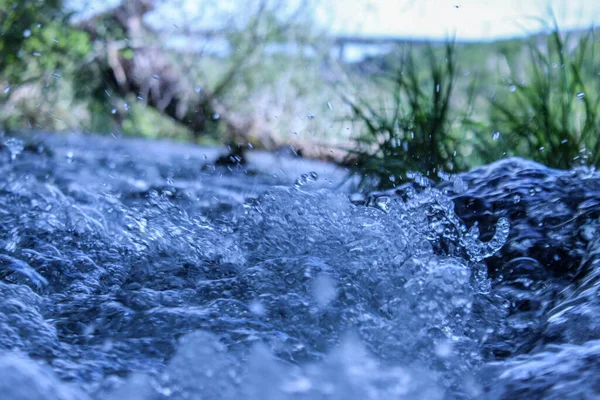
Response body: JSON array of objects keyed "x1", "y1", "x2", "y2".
[{"x1": 1, "y1": 133, "x2": 599, "y2": 399}]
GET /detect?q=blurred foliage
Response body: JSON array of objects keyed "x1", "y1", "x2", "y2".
[
  {"x1": 0, "y1": 0, "x2": 90, "y2": 131},
  {"x1": 0, "y1": 0, "x2": 89, "y2": 81},
  {"x1": 342, "y1": 43, "x2": 475, "y2": 190},
  {"x1": 344, "y1": 25, "x2": 600, "y2": 190},
  {"x1": 486, "y1": 25, "x2": 600, "y2": 168},
  {"x1": 1, "y1": 1, "x2": 599, "y2": 185}
]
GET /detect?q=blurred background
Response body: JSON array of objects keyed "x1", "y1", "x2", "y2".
[{"x1": 1, "y1": 0, "x2": 599, "y2": 189}]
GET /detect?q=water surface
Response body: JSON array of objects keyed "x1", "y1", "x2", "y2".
[{"x1": 1, "y1": 133, "x2": 599, "y2": 399}]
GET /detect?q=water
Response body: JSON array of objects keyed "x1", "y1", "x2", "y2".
[{"x1": 1, "y1": 133, "x2": 599, "y2": 399}]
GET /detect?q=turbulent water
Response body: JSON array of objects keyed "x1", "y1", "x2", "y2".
[{"x1": 1, "y1": 132, "x2": 599, "y2": 399}]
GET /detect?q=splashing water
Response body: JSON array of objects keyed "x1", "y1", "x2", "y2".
[
  {"x1": 294, "y1": 171, "x2": 319, "y2": 189},
  {"x1": 1, "y1": 134, "x2": 599, "y2": 399}
]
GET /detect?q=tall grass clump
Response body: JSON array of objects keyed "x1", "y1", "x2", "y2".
[
  {"x1": 488, "y1": 24, "x2": 600, "y2": 168},
  {"x1": 342, "y1": 43, "x2": 471, "y2": 191}
]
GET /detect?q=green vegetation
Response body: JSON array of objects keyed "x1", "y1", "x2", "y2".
[
  {"x1": 344, "y1": 25, "x2": 600, "y2": 190},
  {"x1": 0, "y1": 0, "x2": 91, "y2": 130},
  {"x1": 487, "y1": 26, "x2": 600, "y2": 168},
  {"x1": 342, "y1": 43, "x2": 474, "y2": 190},
  {"x1": 1, "y1": 1, "x2": 599, "y2": 191}
]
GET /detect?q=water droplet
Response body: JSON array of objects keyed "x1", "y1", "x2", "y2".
[
  {"x1": 111, "y1": 108, "x2": 117, "y2": 114},
  {"x1": 23, "y1": 29, "x2": 31, "y2": 38},
  {"x1": 294, "y1": 171, "x2": 318, "y2": 189},
  {"x1": 327, "y1": 101, "x2": 333, "y2": 110},
  {"x1": 509, "y1": 85, "x2": 516, "y2": 92},
  {"x1": 124, "y1": 103, "x2": 130, "y2": 111},
  {"x1": 152, "y1": 74, "x2": 160, "y2": 80},
  {"x1": 33, "y1": 52, "x2": 41, "y2": 56},
  {"x1": 3, "y1": 86, "x2": 11, "y2": 94},
  {"x1": 492, "y1": 132, "x2": 500, "y2": 141},
  {"x1": 513, "y1": 194, "x2": 521, "y2": 204},
  {"x1": 561, "y1": 139, "x2": 568, "y2": 144},
  {"x1": 2, "y1": 138, "x2": 24, "y2": 161},
  {"x1": 212, "y1": 113, "x2": 220, "y2": 120},
  {"x1": 195, "y1": 86, "x2": 201, "y2": 93},
  {"x1": 406, "y1": 171, "x2": 429, "y2": 187},
  {"x1": 249, "y1": 300, "x2": 266, "y2": 316},
  {"x1": 436, "y1": 84, "x2": 440, "y2": 92},
  {"x1": 577, "y1": 92, "x2": 585, "y2": 99},
  {"x1": 453, "y1": 177, "x2": 466, "y2": 193},
  {"x1": 373, "y1": 196, "x2": 391, "y2": 212},
  {"x1": 247, "y1": 143, "x2": 254, "y2": 149}
]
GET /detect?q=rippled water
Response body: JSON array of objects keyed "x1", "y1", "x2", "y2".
[{"x1": 1, "y1": 133, "x2": 599, "y2": 399}]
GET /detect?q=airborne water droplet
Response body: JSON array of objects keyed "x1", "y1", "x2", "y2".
[
  {"x1": 577, "y1": 92, "x2": 585, "y2": 99},
  {"x1": 294, "y1": 171, "x2": 318, "y2": 189}
]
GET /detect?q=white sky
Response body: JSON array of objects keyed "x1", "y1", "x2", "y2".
[
  {"x1": 72, "y1": 0, "x2": 600, "y2": 41},
  {"x1": 315, "y1": 0, "x2": 600, "y2": 40}
]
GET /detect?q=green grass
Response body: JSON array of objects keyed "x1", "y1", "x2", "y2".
[
  {"x1": 486, "y1": 24, "x2": 600, "y2": 168},
  {"x1": 342, "y1": 24, "x2": 600, "y2": 191},
  {"x1": 3, "y1": 3, "x2": 599, "y2": 185},
  {"x1": 341, "y1": 42, "x2": 474, "y2": 190}
]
